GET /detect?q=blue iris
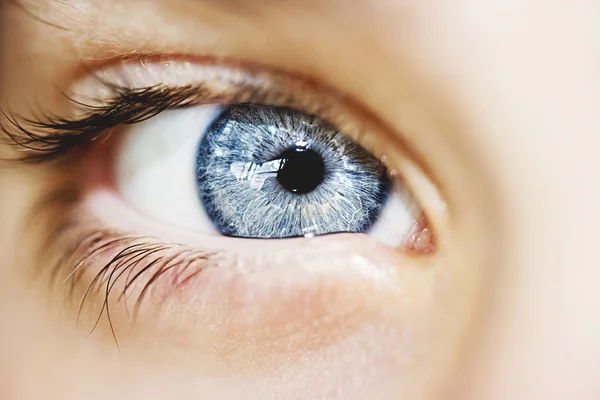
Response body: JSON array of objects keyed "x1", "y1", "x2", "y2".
[{"x1": 196, "y1": 104, "x2": 390, "y2": 238}]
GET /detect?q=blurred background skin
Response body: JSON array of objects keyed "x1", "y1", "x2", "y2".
[{"x1": 0, "y1": 0, "x2": 599, "y2": 399}]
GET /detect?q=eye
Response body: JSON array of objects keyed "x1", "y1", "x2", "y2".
[
  {"x1": 2, "y1": 55, "x2": 444, "y2": 379},
  {"x1": 117, "y1": 102, "x2": 422, "y2": 247},
  {"x1": 19, "y1": 59, "x2": 436, "y2": 253}
]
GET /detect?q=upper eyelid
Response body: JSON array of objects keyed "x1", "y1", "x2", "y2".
[
  {"x1": 4, "y1": 1, "x2": 445, "y2": 194},
  {"x1": 2, "y1": 56, "x2": 423, "y2": 161},
  {"x1": 0, "y1": 55, "x2": 448, "y2": 225},
  {"x1": 0, "y1": 54, "x2": 447, "y2": 216},
  {"x1": 1, "y1": 56, "x2": 386, "y2": 162}
]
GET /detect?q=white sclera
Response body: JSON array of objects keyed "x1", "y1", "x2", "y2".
[
  {"x1": 367, "y1": 184, "x2": 421, "y2": 247},
  {"x1": 116, "y1": 106, "x2": 420, "y2": 246},
  {"x1": 117, "y1": 106, "x2": 223, "y2": 234}
]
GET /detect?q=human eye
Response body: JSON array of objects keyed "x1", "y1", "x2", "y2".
[
  {"x1": 111, "y1": 65, "x2": 429, "y2": 248},
  {"x1": 3, "y1": 55, "x2": 441, "y2": 353},
  {"x1": 7, "y1": 58, "x2": 436, "y2": 252}
]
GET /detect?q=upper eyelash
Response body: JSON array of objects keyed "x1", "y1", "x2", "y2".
[
  {"x1": 0, "y1": 84, "x2": 220, "y2": 164},
  {"x1": 0, "y1": 79, "x2": 280, "y2": 164},
  {"x1": 0, "y1": 61, "x2": 370, "y2": 166}
]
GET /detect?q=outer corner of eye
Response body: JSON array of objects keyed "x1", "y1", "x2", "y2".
[{"x1": 113, "y1": 100, "x2": 436, "y2": 254}]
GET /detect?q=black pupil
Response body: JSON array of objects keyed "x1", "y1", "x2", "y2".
[{"x1": 276, "y1": 147, "x2": 325, "y2": 194}]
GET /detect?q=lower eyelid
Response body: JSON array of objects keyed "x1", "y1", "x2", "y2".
[
  {"x1": 85, "y1": 186, "x2": 433, "y2": 257},
  {"x1": 57, "y1": 208, "x2": 435, "y2": 367},
  {"x1": 61, "y1": 186, "x2": 436, "y2": 307}
]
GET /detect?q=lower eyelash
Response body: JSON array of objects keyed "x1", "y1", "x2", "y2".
[{"x1": 39, "y1": 211, "x2": 221, "y2": 347}]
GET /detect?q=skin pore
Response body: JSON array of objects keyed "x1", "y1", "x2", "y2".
[{"x1": 0, "y1": 0, "x2": 599, "y2": 399}]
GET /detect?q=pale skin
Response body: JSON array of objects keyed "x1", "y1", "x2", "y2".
[{"x1": 0, "y1": 0, "x2": 598, "y2": 399}]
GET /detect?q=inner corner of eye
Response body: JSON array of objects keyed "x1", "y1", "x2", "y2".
[{"x1": 112, "y1": 102, "x2": 435, "y2": 254}]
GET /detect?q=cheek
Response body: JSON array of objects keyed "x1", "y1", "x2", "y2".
[{"x1": 160, "y1": 258, "x2": 468, "y2": 400}]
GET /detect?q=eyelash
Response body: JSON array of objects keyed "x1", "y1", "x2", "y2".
[
  {"x1": 43, "y1": 208, "x2": 219, "y2": 347},
  {"x1": 1, "y1": 83, "x2": 266, "y2": 163}
]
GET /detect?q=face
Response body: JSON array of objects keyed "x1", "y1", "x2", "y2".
[{"x1": 0, "y1": 0, "x2": 598, "y2": 399}]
